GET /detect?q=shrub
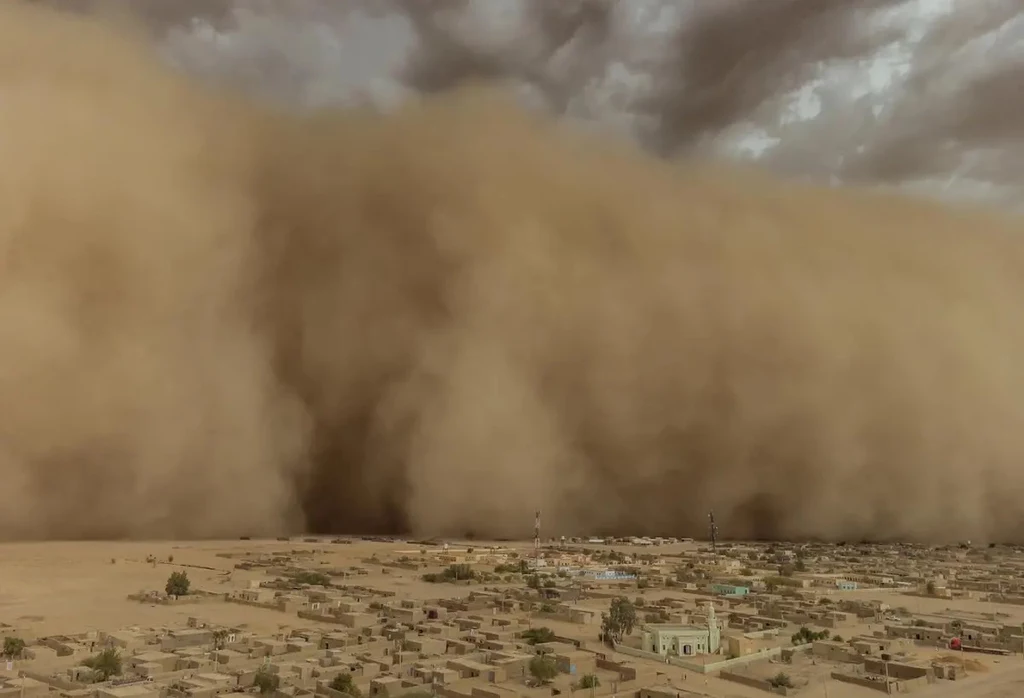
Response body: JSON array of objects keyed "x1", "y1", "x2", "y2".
[
  {"x1": 254, "y1": 669, "x2": 280, "y2": 695},
  {"x1": 292, "y1": 571, "x2": 332, "y2": 586},
  {"x1": 521, "y1": 627, "x2": 555, "y2": 645},
  {"x1": 329, "y1": 673, "x2": 360, "y2": 696}
]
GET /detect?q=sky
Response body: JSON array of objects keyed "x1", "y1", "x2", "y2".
[{"x1": 107, "y1": 0, "x2": 1024, "y2": 210}]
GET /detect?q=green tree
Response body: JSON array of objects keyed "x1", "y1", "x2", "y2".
[
  {"x1": 601, "y1": 597, "x2": 637, "y2": 644},
  {"x1": 790, "y1": 627, "x2": 829, "y2": 645},
  {"x1": 926, "y1": 581, "x2": 937, "y2": 596},
  {"x1": 329, "y1": 673, "x2": 360, "y2": 696},
  {"x1": 768, "y1": 672, "x2": 794, "y2": 689},
  {"x1": 165, "y1": 571, "x2": 190, "y2": 596},
  {"x1": 527, "y1": 575, "x2": 541, "y2": 589},
  {"x1": 254, "y1": 669, "x2": 280, "y2": 694},
  {"x1": 577, "y1": 674, "x2": 599, "y2": 689},
  {"x1": 543, "y1": 579, "x2": 556, "y2": 589},
  {"x1": 521, "y1": 627, "x2": 556, "y2": 645},
  {"x1": 529, "y1": 655, "x2": 558, "y2": 684},
  {"x1": 82, "y1": 648, "x2": 123, "y2": 681},
  {"x1": 2, "y1": 637, "x2": 25, "y2": 660},
  {"x1": 293, "y1": 571, "x2": 332, "y2": 586}
]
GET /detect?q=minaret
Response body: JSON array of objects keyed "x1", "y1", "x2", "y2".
[{"x1": 706, "y1": 602, "x2": 720, "y2": 654}]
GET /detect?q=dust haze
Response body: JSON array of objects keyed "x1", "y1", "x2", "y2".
[{"x1": 5, "y1": 0, "x2": 1024, "y2": 543}]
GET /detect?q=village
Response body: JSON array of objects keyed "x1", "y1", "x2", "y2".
[{"x1": 1, "y1": 537, "x2": 1024, "y2": 698}]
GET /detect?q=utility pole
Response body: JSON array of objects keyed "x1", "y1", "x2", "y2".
[
  {"x1": 534, "y1": 510, "x2": 541, "y2": 564},
  {"x1": 961, "y1": 630, "x2": 967, "y2": 676}
]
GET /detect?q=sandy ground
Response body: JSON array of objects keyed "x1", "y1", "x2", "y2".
[
  {"x1": 0, "y1": 538, "x2": 534, "y2": 636},
  {"x1": 0, "y1": 539, "x2": 383, "y2": 635}
]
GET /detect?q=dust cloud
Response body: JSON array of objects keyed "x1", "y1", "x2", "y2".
[{"x1": 5, "y1": 1, "x2": 1024, "y2": 543}]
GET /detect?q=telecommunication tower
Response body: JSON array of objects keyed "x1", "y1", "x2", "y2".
[{"x1": 708, "y1": 511, "x2": 719, "y2": 554}]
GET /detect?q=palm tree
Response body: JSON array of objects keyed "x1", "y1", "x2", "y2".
[
  {"x1": 82, "y1": 648, "x2": 122, "y2": 681},
  {"x1": 212, "y1": 630, "x2": 229, "y2": 651}
]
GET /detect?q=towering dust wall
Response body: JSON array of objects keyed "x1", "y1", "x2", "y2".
[{"x1": 3, "y1": 2, "x2": 1024, "y2": 542}]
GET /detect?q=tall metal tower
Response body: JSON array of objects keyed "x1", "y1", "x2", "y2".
[
  {"x1": 708, "y1": 511, "x2": 719, "y2": 554},
  {"x1": 534, "y1": 510, "x2": 541, "y2": 562}
]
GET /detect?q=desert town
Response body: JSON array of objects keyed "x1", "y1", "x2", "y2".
[{"x1": 2, "y1": 533, "x2": 1024, "y2": 698}]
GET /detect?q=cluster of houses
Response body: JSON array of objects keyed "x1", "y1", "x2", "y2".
[
  {"x1": 0, "y1": 600, "x2": 655, "y2": 698},
  {"x1": 2, "y1": 539, "x2": 1021, "y2": 698}
]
